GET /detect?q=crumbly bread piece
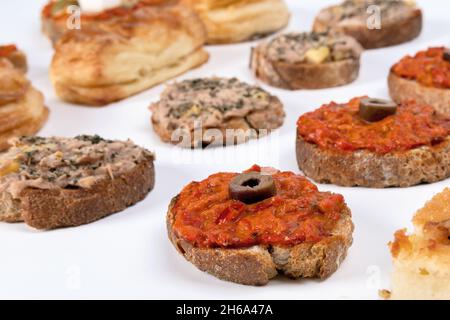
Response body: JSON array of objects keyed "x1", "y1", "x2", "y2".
[
  {"x1": 388, "y1": 71, "x2": 450, "y2": 117},
  {"x1": 250, "y1": 32, "x2": 362, "y2": 90},
  {"x1": 0, "y1": 136, "x2": 155, "y2": 229},
  {"x1": 181, "y1": 0, "x2": 290, "y2": 44},
  {"x1": 50, "y1": 1, "x2": 208, "y2": 106},
  {"x1": 388, "y1": 188, "x2": 450, "y2": 300},
  {"x1": 313, "y1": 0, "x2": 422, "y2": 49},
  {"x1": 296, "y1": 134, "x2": 450, "y2": 188},
  {"x1": 150, "y1": 77, "x2": 285, "y2": 148}
]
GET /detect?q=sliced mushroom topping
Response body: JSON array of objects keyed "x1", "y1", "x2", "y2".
[
  {"x1": 229, "y1": 172, "x2": 276, "y2": 204},
  {"x1": 443, "y1": 49, "x2": 450, "y2": 63},
  {"x1": 359, "y1": 98, "x2": 397, "y2": 122}
]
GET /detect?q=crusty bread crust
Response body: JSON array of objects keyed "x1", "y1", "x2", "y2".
[
  {"x1": 388, "y1": 71, "x2": 450, "y2": 117},
  {"x1": 167, "y1": 196, "x2": 353, "y2": 286},
  {"x1": 0, "y1": 155, "x2": 155, "y2": 230},
  {"x1": 250, "y1": 45, "x2": 360, "y2": 90},
  {"x1": 296, "y1": 133, "x2": 450, "y2": 188},
  {"x1": 313, "y1": 8, "x2": 422, "y2": 49}
]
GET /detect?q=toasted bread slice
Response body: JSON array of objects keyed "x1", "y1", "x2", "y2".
[
  {"x1": 388, "y1": 71, "x2": 450, "y2": 117},
  {"x1": 296, "y1": 134, "x2": 450, "y2": 188},
  {"x1": 250, "y1": 32, "x2": 362, "y2": 90},
  {"x1": 181, "y1": 0, "x2": 290, "y2": 44},
  {"x1": 313, "y1": 1, "x2": 422, "y2": 49},
  {"x1": 387, "y1": 188, "x2": 450, "y2": 300},
  {"x1": 0, "y1": 136, "x2": 155, "y2": 230},
  {"x1": 167, "y1": 197, "x2": 353, "y2": 285}
]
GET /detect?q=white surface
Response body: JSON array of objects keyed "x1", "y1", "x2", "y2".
[{"x1": 0, "y1": 0, "x2": 448, "y2": 300}]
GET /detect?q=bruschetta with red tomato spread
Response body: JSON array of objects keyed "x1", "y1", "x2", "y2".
[
  {"x1": 296, "y1": 97, "x2": 450, "y2": 188},
  {"x1": 167, "y1": 165, "x2": 354, "y2": 285},
  {"x1": 389, "y1": 47, "x2": 450, "y2": 117},
  {"x1": 250, "y1": 31, "x2": 363, "y2": 90},
  {"x1": 313, "y1": 0, "x2": 422, "y2": 49},
  {"x1": 45, "y1": 0, "x2": 209, "y2": 106}
]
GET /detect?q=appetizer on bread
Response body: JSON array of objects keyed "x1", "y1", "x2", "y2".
[
  {"x1": 389, "y1": 47, "x2": 450, "y2": 117},
  {"x1": 48, "y1": 0, "x2": 209, "y2": 106},
  {"x1": 296, "y1": 97, "x2": 450, "y2": 188},
  {"x1": 0, "y1": 135, "x2": 155, "y2": 230},
  {"x1": 387, "y1": 188, "x2": 449, "y2": 300},
  {"x1": 250, "y1": 31, "x2": 363, "y2": 90},
  {"x1": 167, "y1": 165, "x2": 354, "y2": 285},
  {"x1": 313, "y1": 0, "x2": 422, "y2": 49},
  {"x1": 150, "y1": 77, "x2": 285, "y2": 148},
  {"x1": 181, "y1": 0, "x2": 290, "y2": 44},
  {"x1": 0, "y1": 46, "x2": 48, "y2": 151}
]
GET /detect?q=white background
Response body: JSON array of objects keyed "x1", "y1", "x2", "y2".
[{"x1": 0, "y1": 0, "x2": 448, "y2": 300}]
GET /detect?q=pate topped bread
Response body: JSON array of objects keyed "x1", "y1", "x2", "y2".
[
  {"x1": 313, "y1": 0, "x2": 422, "y2": 49},
  {"x1": 150, "y1": 77, "x2": 285, "y2": 148},
  {"x1": 47, "y1": 0, "x2": 209, "y2": 106},
  {"x1": 180, "y1": 0, "x2": 290, "y2": 44},
  {"x1": 387, "y1": 188, "x2": 450, "y2": 300},
  {"x1": 296, "y1": 97, "x2": 450, "y2": 188},
  {"x1": 0, "y1": 46, "x2": 48, "y2": 151},
  {"x1": 389, "y1": 47, "x2": 450, "y2": 117},
  {"x1": 0, "y1": 135, "x2": 155, "y2": 230},
  {"x1": 250, "y1": 31, "x2": 363, "y2": 90},
  {"x1": 167, "y1": 165, "x2": 353, "y2": 285}
]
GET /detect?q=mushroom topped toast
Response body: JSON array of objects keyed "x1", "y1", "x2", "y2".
[
  {"x1": 167, "y1": 165, "x2": 354, "y2": 285},
  {"x1": 296, "y1": 97, "x2": 450, "y2": 188},
  {"x1": 313, "y1": 0, "x2": 422, "y2": 49},
  {"x1": 150, "y1": 77, "x2": 285, "y2": 148},
  {"x1": 47, "y1": 0, "x2": 209, "y2": 106},
  {"x1": 0, "y1": 46, "x2": 49, "y2": 151},
  {"x1": 180, "y1": 0, "x2": 290, "y2": 44},
  {"x1": 250, "y1": 31, "x2": 363, "y2": 90},
  {"x1": 389, "y1": 47, "x2": 450, "y2": 117},
  {"x1": 0, "y1": 135, "x2": 155, "y2": 230},
  {"x1": 387, "y1": 188, "x2": 450, "y2": 300}
]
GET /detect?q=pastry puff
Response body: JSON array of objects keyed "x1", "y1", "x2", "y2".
[
  {"x1": 181, "y1": 0, "x2": 290, "y2": 44},
  {"x1": 49, "y1": 1, "x2": 209, "y2": 106}
]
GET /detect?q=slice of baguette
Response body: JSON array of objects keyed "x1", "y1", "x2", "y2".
[
  {"x1": 388, "y1": 71, "x2": 450, "y2": 117},
  {"x1": 0, "y1": 138, "x2": 155, "y2": 230},
  {"x1": 296, "y1": 133, "x2": 450, "y2": 188},
  {"x1": 250, "y1": 45, "x2": 360, "y2": 90},
  {"x1": 167, "y1": 196, "x2": 353, "y2": 286},
  {"x1": 313, "y1": 6, "x2": 422, "y2": 49},
  {"x1": 388, "y1": 188, "x2": 450, "y2": 300}
]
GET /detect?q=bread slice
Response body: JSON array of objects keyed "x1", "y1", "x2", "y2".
[
  {"x1": 388, "y1": 71, "x2": 450, "y2": 118},
  {"x1": 49, "y1": 2, "x2": 208, "y2": 106},
  {"x1": 313, "y1": 2, "x2": 422, "y2": 49},
  {"x1": 387, "y1": 188, "x2": 450, "y2": 300},
  {"x1": 181, "y1": 0, "x2": 290, "y2": 44},
  {"x1": 0, "y1": 136, "x2": 155, "y2": 230},
  {"x1": 296, "y1": 134, "x2": 450, "y2": 188},
  {"x1": 167, "y1": 196, "x2": 353, "y2": 286}
]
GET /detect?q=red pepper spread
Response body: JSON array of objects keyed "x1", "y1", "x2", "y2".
[
  {"x1": 297, "y1": 97, "x2": 450, "y2": 154},
  {"x1": 0, "y1": 45, "x2": 17, "y2": 57},
  {"x1": 392, "y1": 47, "x2": 450, "y2": 89},
  {"x1": 172, "y1": 165, "x2": 347, "y2": 249}
]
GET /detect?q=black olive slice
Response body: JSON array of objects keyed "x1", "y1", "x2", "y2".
[
  {"x1": 443, "y1": 49, "x2": 450, "y2": 63},
  {"x1": 229, "y1": 172, "x2": 276, "y2": 204},
  {"x1": 359, "y1": 98, "x2": 398, "y2": 122}
]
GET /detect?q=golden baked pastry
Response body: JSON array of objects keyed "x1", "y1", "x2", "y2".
[
  {"x1": 387, "y1": 188, "x2": 450, "y2": 300},
  {"x1": 48, "y1": 0, "x2": 209, "y2": 106},
  {"x1": 0, "y1": 48, "x2": 49, "y2": 151},
  {"x1": 181, "y1": 0, "x2": 290, "y2": 44}
]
